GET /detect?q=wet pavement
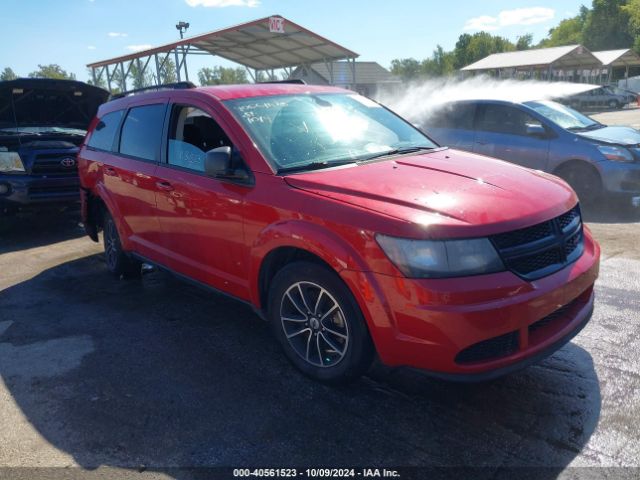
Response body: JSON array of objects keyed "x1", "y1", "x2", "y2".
[{"x1": 0, "y1": 205, "x2": 638, "y2": 479}]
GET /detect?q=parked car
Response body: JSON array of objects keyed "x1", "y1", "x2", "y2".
[
  {"x1": 561, "y1": 85, "x2": 631, "y2": 111},
  {"x1": 423, "y1": 99, "x2": 640, "y2": 206},
  {"x1": 79, "y1": 84, "x2": 599, "y2": 383},
  {"x1": 0, "y1": 78, "x2": 109, "y2": 214}
]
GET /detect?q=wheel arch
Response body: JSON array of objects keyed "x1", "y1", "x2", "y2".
[{"x1": 249, "y1": 220, "x2": 370, "y2": 312}]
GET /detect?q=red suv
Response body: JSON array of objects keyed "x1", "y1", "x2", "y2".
[{"x1": 78, "y1": 83, "x2": 600, "y2": 383}]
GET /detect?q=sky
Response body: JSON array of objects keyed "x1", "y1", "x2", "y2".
[{"x1": 0, "y1": 0, "x2": 587, "y2": 82}]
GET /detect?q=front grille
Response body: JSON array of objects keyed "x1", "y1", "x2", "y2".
[
  {"x1": 31, "y1": 153, "x2": 78, "y2": 177},
  {"x1": 490, "y1": 205, "x2": 584, "y2": 280},
  {"x1": 455, "y1": 331, "x2": 520, "y2": 364}
]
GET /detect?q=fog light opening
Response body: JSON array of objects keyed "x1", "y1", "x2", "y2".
[{"x1": 0, "y1": 183, "x2": 11, "y2": 196}]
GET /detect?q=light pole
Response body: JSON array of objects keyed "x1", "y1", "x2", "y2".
[
  {"x1": 175, "y1": 21, "x2": 190, "y2": 83},
  {"x1": 176, "y1": 21, "x2": 190, "y2": 39}
]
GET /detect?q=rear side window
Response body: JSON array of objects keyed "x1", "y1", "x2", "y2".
[
  {"x1": 426, "y1": 103, "x2": 475, "y2": 130},
  {"x1": 87, "y1": 110, "x2": 124, "y2": 151},
  {"x1": 477, "y1": 104, "x2": 542, "y2": 136},
  {"x1": 119, "y1": 104, "x2": 166, "y2": 161}
]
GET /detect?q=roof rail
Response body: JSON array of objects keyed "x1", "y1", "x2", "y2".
[
  {"x1": 109, "y1": 81, "x2": 196, "y2": 100},
  {"x1": 257, "y1": 79, "x2": 306, "y2": 85}
]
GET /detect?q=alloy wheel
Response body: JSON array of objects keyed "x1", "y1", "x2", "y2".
[{"x1": 280, "y1": 281, "x2": 349, "y2": 368}]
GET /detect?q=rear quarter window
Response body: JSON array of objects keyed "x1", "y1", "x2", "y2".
[
  {"x1": 87, "y1": 110, "x2": 124, "y2": 151},
  {"x1": 119, "y1": 104, "x2": 166, "y2": 161}
]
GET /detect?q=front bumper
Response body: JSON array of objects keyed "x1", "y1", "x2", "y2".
[
  {"x1": 599, "y1": 160, "x2": 640, "y2": 197},
  {"x1": 0, "y1": 174, "x2": 80, "y2": 208},
  {"x1": 341, "y1": 228, "x2": 600, "y2": 379}
]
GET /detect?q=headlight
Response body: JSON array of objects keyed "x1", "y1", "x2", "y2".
[
  {"x1": 0, "y1": 151, "x2": 26, "y2": 173},
  {"x1": 376, "y1": 235, "x2": 505, "y2": 278},
  {"x1": 597, "y1": 145, "x2": 634, "y2": 163}
]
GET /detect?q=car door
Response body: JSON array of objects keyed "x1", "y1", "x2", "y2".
[
  {"x1": 474, "y1": 103, "x2": 551, "y2": 170},
  {"x1": 423, "y1": 102, "x2": 477, "y2": 152},
  {"x1": 153, "y1": 100, "x2": 252, "y2": 301},
  {"x1": 92, "y1": 103, "x2": 167, "y2": 264}
]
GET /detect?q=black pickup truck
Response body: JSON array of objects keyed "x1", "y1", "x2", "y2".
[{"x1": 0, "y1": 78, "x2": 108, "y2": 214}]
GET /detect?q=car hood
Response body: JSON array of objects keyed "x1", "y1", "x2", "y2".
[
  {"x1": 284, "y1": 149, "x2": 577, "y2": 238},
  {"x1": 576, "y1": 125, "x2": 640, "y2": 146},
  {"x1": 0, "y1": 78, "x2": 109, "y2": 130}
]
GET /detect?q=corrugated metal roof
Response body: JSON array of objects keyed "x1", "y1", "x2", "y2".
[
  {"x1": 87, "y1": 15, "x2": 358, "y2": 70},
  {"x1": 461, "y1": 45, "x2": 601, "y2": 71},
  {"x1": 592, "y1": 49, "x2": 640, "y2": 67},
  {"x1": 298, "y1": 61, "x2": 399, "y2": 84}
]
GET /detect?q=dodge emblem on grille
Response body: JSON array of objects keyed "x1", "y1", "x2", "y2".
[{"x1": 60, "y1": 157, "x2": 76, "y2": 168}]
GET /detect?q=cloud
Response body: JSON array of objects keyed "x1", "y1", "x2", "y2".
[
  {"x1": 463, "y1": 15, "x2": 499, "y2": 31},
  {"x1": 108, "y1": 32, "x2": 128, "y2": 37},
  {"x1": 125, "y1": 44, "x2": 153, "y2": 52},
  {"x1": 464, "y1": 7, "x2": 554, "y2": 31},
  {"x1": 185, "y1": 0, "x2": 259, "y2": 7},
  {"x1": 87, "y1": 45, "x2": 97, "y2": 50}
]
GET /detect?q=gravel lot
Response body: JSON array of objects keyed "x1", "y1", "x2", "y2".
[{"x1": 0, "y1": 109, "x2": 639, "y2": 478}]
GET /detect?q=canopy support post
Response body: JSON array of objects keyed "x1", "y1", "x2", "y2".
[{"x1": 174, "y1": 49, "x2": 181, "y2": 82}]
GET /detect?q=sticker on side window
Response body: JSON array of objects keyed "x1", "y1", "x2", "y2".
[{"x1": 349, "y1": 95, "x2": 381, "y2": 108}]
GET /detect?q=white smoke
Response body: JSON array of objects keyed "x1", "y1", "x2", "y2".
[{"x1": 376, "y1": 75, "x2": 598, "y2": 124}]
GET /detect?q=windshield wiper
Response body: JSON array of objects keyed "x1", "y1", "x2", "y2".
[
  {"x1": 568, "y1": 123, "x2": 604, "y2": 132},
  {"x1": 360, "y1": 146, "x2": 439, "y2": 162},
  {"x1": 278, "y1": 159, "x2": 356, "y2": 174}
]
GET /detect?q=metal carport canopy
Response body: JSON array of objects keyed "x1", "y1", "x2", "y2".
[
  {"x1": 461, "y1": 45, "x2": 601, "y2": 71},
  {"x1": 87, "y1": 15, "x2": 358, "y2": 73}
]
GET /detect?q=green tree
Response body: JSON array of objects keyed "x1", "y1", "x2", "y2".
[
  {"x1": 622, "y1": 0, "x2": 640, "y2": 51},
  {"x1": 130, "y1": 60, "x2": 154, "y2": 89},
  {"x1": 0, "y1": 67, "x2": 18, "y2": 81},
  {"x1": 86, "y1": 68, "x2": 107, "y2": 89},
  {"x1": 390, "y1": 58, "x2": 422, "y2": 81},
  {"x1": 158, "y1": 59, "x2": 177, "y2": 84},
  {"x1": 28, "y1": 64, "x2": 76, "y2": 80},
  {"x1": 583, "y1": 0, "x2": 633, "y2": 50},
  {"x1": 197, "y1": 66, "x2": 249, "y2": 85},
  {"x1": 516, "y1": 34, "x2": 534, "y2": 51},
  {"x1": 539, "y1": 16, "x2": 586, "y2": 47},
  {"x1": 421, "y1": 45, "x2": 455, "y2": 77}
]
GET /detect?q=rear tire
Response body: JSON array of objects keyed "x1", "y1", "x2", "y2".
[
  {"x1": 268, "y1": 261, "x2": 374, "y2": 384},
  {"x1": 555, "y1": 164, "x2": 602, "y2": 206},
  {"x1": 103, "y1": 211, "x2": 141, "y2": 278},
  {"x1": 608, "y1": 99, "x2": 620, "y2": 110}
]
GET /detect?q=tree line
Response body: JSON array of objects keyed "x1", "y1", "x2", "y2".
[
  {"x1": 391, "y1": 0, "x2": 640, "y2": 80},
  {"x1": 0, "y1": 61, "x2": 251, "y2": 89}
]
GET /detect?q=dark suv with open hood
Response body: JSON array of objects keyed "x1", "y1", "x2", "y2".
[{"x1": 0, "y1": 78, "x2": 108, "y2": 214}]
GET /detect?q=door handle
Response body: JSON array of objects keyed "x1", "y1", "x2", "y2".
[
  {"x1": 156, "y1": 181, "x2": 174, "y2": 191},
  {"x1": 476, "y1": 141, "x2": 488, "y2": 145}
]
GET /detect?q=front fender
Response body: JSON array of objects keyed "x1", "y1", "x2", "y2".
[{"x1": 248, "y1": 220, "x2": 369, "y2": 308}]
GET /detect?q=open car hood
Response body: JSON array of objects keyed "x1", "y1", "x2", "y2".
[{"x1": 0, "y1": 78, "x2": 109, "y2": 131}]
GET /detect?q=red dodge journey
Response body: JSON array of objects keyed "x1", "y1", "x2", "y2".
[{"x1": 78, "y1": 83, "x2": 600, "y2": 383}]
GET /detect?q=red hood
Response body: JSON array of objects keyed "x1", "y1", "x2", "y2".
[{"x1": 284, "y1": 149, "x2": 577, "y2": 238}]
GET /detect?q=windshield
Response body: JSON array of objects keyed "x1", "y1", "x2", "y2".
[
  {"x1": 224, "y1": 93, "x2": 437, "y2": 172},
  {"x1": 525, "y1": 100, "x2": 601, "y2": 131},
  {"x1": 0, "y1": 126, "x2": 86, "y2": 136}
]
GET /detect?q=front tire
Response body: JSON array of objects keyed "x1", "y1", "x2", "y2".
[
  {"x1": 555, "y1": 164, "x2": 602, "y2": 206},
  {"x1": 268, "y1": 261, "x2": 374, "y2": 384},
  {"x1": 103, "y1": 211, "x2": 141, "y2": 278}
]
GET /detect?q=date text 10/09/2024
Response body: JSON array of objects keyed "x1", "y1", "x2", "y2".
[{"x1": 233, "y1": 468, "x2": 401, "y2": 478}]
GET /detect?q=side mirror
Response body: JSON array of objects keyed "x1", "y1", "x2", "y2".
[
  {"x1": 526, "y1": 123, "x2": 547, "y2": 138},
  {"x1": 204, "y1": 146, "x2": 232, "y2": 177},
  {"x1": 204, "y1": 146, "x2": 252, "y2": 184}
]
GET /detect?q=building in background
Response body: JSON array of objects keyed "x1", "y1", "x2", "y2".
[
  {"x1": 461, "y1": 45, "x2": 640, "y2": 88},
  {"x1": 289, "y1": 61, "x2": 401, "y2": 97}
]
